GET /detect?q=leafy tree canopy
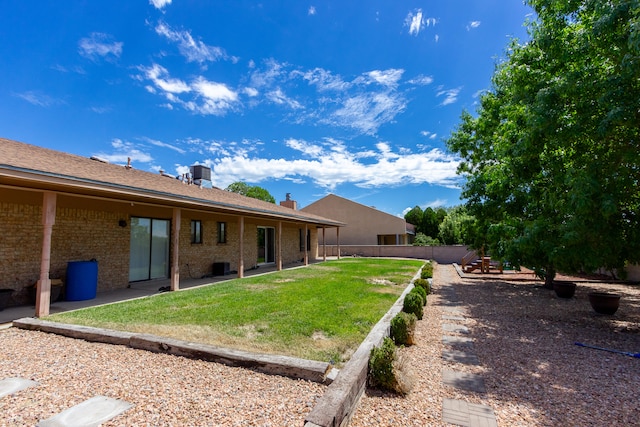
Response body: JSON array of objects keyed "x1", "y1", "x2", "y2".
[
  {"x1": 446, "y1": 0, "x2": 640, "y2": 286},
  {"x1": 225, "y1": 181, "x2": 276, "y2": 204}
]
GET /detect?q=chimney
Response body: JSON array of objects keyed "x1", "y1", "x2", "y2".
[{"x1": 280, "y1": 193, "x2": 297, "y2": 210}]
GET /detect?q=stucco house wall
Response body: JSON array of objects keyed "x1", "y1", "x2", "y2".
[{"x1": 301, "y1": 194, "x2": 410, "y2": 245}]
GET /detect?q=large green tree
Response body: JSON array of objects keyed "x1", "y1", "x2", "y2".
[
  {"x1": 447, "y1": 0, "x2": 640, "y2": 286},
  {"x1": 225, "y1": 181, "x2": 276, "y2": 204}
]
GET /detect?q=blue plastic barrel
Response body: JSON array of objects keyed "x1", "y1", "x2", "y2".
[{"x1": 66, "y1": 260, "x2": 98, "y2": 301}]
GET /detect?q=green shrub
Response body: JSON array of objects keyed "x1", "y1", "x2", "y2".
[
  {"x1": 410, "y1": 285, "x2": 427, "y2": 306},
  {"x1": 402, "y1": 292, "x2": 423, "y2": 320},
  {"x1": 390, "y1": 312, "x2": 417, "y2": 346},
  {"x1": 369, "y1": 337, "x2": 397, "y2": 390},
  {"x1": 421, "y1": 263, "x2": 433, "y2": 279},
  {"x1": 414, "y1": 278, "x2": 431, "y2": 296},
  {"x1": 368, "y1": 337, "x2": 414, "y2": 394}
]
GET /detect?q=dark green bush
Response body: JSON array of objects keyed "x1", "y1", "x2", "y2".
[
  {"x1": 414, "y1": 278, "x2": 431, "y2": 295},
  {"x1": 410, "y1": 285, "x2": 427, "y2": 306},
  {"x1": 369, "y1": 337, "x2": 397, "y2": 390},
  {"x1": 421, "y1": 263, "x2": 433, "y2": 279},
  {"x1": 390, "y1": 312, "x2": 417, "y2": 346},
  {"x1": 402, "y1": 292, "x2": 423, "y2": 320},
  {"x1": 368, "y1": 337, "x2": 415, "y2": 394}
]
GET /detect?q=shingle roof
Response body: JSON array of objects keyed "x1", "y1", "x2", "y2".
[{"x1": 0, "y1": 137, "x2": 344, "y2": 226}]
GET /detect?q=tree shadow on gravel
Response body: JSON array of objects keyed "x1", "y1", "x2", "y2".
[{"x1": 441, "y1": 272, "x2": 640, "y2": 426}]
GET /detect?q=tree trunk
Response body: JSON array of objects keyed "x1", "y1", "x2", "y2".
[{"x1": 543, "y1": 265, "x2": 556, "y2": 289}]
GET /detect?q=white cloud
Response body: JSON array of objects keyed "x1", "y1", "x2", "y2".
[
  {"x1": 94, "y1": 139, "x2": 154, "y2": 165},
  {"x1": 266, "y1": 88, "x2": 302, "y2": 109},
  {"x1": 250, "y1": 58, "x2": 288, "y2": 88},
  {"x1": 140, "y1": 136, "x2": 186, "y2": 154},
  {"x1": 285, "y1": 138, "x2": 324, "y2": 157},
  {"x1": 420, "y1": 131, "x2": 438, "y2": 140},
  {"x1": 155, "y1": 21, "x2": 228, "y2": 63},
  {"x1": 308, "y1": 6, "x2": 316, "y2": 15},
  {"x1": 14, "y1": 91, "x2": 63, "y2": 107},
  {"x1": 90, "y1": 106, "x2": 111, "y2": 114},
  {"x1": 138, "y1": 63, "x2": 239, "y2": 115},
  {"x1": 408, "y1": 75, "x2": 434, "y2": 86},
  {"x1": 243, "y1": 87, "x2": 259, "y2": 97},
  {"x1": 406, "y1": 9, "x2": 424, "y2": 36},
  {"x1": 208, "y1": 139, "x2": 460, "y2": 190},
  {"x1": 192, "y1": 77, "x2": 239, "y2": 115},
  {"x1": 150, "y1": 0, "x2": 171, "y2": 9},
  {"x1": 437, "y1": 87, "x2": 462, "y2": 106},
  {"x1": 404, "y1": 9, "x2": 436, "y2": 36},
  {"x1": 329, "y1": 92, "x2": 406, "y2": 135},
  {"x1": 298, "y1": 68, "x2": 351, "y2": 91},
  {"x1": 366, "y1": 69, "x2": 404, "y2": 88},
  {"x1": 467, "y1": 21, "x2": 481, "y2": 31},
  {"x1": 142, "y1": 64, "x2": 191, "y2": 94},
  {"x1": 78, "y1": 33, "x2": 123, "y2": 61}
]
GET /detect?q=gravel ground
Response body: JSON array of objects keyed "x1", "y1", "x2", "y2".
[
  {"x1": 1, "y1": 264, "x2": 638, "y2": 426},
  {"x1": 351, "y1": 264, "x2": 640, "y2": 427},
  {"x1": 0, "y1": 329, "x2": 325, "y2": 426}
]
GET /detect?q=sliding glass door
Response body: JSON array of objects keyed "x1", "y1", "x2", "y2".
[
  {"x1": 129, "y1": 217, "x2": 170, "y2": 281},
  {"x1": 257, "y1": 226, "x2": 275, "y2": 265}
]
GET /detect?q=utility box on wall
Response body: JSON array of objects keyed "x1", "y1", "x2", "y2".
[{"x1": 212, "y1": 262, "x2": 230, "y2": 276}]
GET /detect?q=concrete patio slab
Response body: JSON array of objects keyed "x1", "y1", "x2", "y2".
[
  {"x1": 442, "y1": 398, "x2": 497, "y2": 427},
  {"x1": 442, "y1": 323, "x2": 470, "y2": 334},
  {"x1": 0, "y1": 377, "x2": 38, "y2": 398},
  {"x1": 442, "y1": 349, "x2": 481, "y2": 365},
  {"x1": 37, "y1": 396, "x2": 133, "y2": 427},
  {"x1": 442, "y1": 335, "x2": 474, "y2": 346},
  {"x1": 442, "y1": 315, "x2": 467, "y2": 322},
  {"x1": 442, "y1": 369, "x2": 486, "y2": 393}
]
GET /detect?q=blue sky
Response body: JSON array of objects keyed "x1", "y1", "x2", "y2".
[{"x1": 0, "y1": 1, "x2": 533, "y2": 217}]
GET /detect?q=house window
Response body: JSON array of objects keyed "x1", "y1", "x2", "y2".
[
  {"x1": 191, "y1": 220, "x2": 202, "y2": 244},
  {"x1": 217, "y1": 222, "x2": 227, "y2": 244},
  {"x1": 299, "y1": 229, "x2": 304, "y2": 251},
  {"x1": 299, "y1": 228, "x2": 311, "y2": 251}
]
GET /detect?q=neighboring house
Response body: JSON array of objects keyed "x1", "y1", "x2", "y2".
[
  {"x1": 301, "y1": 194, "x2": 414, "y2": 246},
  {"x1": 0, "y1": 138, "x2": 343, "y2": 316}
]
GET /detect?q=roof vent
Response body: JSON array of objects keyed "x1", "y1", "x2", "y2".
[{"x1": 90, "y1": 156, "x2": 109, "y2": 163}]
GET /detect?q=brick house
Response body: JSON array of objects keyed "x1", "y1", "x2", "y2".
[
  {"x1": 301, "y1": 194, "x2": 414, "y2": 246},
  {"x1": 0, "y1": 138, "x2": 343, "y2": 316}
]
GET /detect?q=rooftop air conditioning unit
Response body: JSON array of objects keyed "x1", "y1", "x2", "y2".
[{"x1": 190, "y1": 165, "x2": 211, "y2": 181}]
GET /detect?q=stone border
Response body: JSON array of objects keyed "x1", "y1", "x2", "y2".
[
  {"x1": 304, "y1": 266, "x2": 431, "y2": 427},
  {"x1": 12, "y1": 318, "x2": 333, "y2": 384}
]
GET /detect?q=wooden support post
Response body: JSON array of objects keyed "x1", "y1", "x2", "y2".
[
  {"x1": 170, "y1": 208, "x2": 181, "y2": 291},
  {"x1": 238, "y1": 216, "x2": 244, "y2": 278},
  {"x1": 337, "y1": 227, "x2": 341, "y2": 259},
  {"x1": 322, "y1": 227, "x2": 326, "y2": 261},
  {"x1": 304, "y1": 224, "x2": 309, "y2": 265},
  {"x1": 277, "y1": 221, "x2": 283, "y2": 271},
  {"x1": 35, "y1": 192, "x2": 57, "y2": 317}
]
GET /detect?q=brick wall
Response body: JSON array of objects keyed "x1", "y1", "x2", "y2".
[
  {"x1": 0, "y1": 202, "x2": 42, "y2": 302},
  {"x1": 0, "y1": 201, "x2": 129, "y2": 304}
]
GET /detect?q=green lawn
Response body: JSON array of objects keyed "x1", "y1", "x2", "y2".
[{"x1": 48, "y1": 258, "x2": 424, "y2": 364}]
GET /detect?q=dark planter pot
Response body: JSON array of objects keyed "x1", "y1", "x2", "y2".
[
  {"x1": 588, "y1": 292, "x2": 620, "y2": 315},
  {"x1": 0, "y1": 289, "x2": 14, "y2": 311},
  {"x1": 553, "y1": 281, "x2": 576, "y2": 299}
]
